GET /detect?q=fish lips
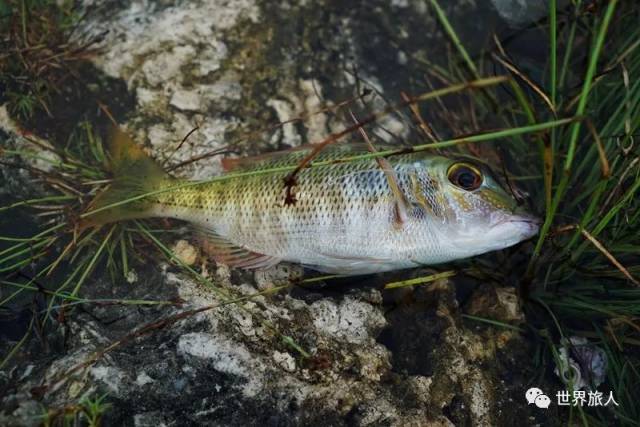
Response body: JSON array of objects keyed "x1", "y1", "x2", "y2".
[
  {"x1": 450, "y1": 213, "x2": 541, "y2": 253},
  {"x1": 492, "y1": 213, "x2": 542, "y2": 242}
]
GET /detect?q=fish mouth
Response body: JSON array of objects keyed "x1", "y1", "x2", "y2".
[
  {"x1": 504, "y1": 214, "x2": 542, "y2": 226},
  {"x1": 448, "y1": 213, "x2": 541, "y2": 253},
  {"x1": 494, "y1": 214, "x2": 542, "y2": 240}
]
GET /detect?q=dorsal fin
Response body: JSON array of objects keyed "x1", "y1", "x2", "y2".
[
  {"x1": 221, "y1": 145, "x2": 310, "y2": 172},
  {"x1": 220, "y1": 142, "x2": 398, "y2": 173}
]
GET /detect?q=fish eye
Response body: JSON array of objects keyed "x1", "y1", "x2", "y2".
[{"x1": 447, "y1": 163, "x2": 483, "y2": 191}]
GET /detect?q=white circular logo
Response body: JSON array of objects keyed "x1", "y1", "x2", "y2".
[
  {"x1": 525, "y1": 387, "x2": 543, "y2": 404},
  {"x1": 534, "y1": 394, "x2": 551, "y2": 409},
  {"x1": 526, "y1": 387, "x2": 550, "y2": 409}
]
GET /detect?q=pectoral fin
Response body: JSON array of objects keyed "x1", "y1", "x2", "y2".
[{"x1": 196, "y1": 227, "x2": 281, "y2": 270}]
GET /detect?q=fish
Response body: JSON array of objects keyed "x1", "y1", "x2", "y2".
[{"x1": 84, "y1": 128, "x2": 540, "y2": 276}]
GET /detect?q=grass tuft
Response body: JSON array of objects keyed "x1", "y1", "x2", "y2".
[
  {"x1": 427, "y1": 0, "x2": 639, "y2": 424},
  {"x1": 0, "y1": 0, "x2": 100, "y2": 121}
]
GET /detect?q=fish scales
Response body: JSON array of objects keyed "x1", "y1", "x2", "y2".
[
  {"x1": 151, "y1": 153, "x2": 433, "y2": 273},
  {"x1": 89, "y1": 130, "x2": 539, "y2": 275}
]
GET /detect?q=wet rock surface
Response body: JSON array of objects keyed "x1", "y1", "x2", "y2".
[
  {"x1": 1, "y1": 0, "x2": 558, "y2": 425},
  {"x1": 1, "y1": 264, "x2": 556, "y2": 426}
]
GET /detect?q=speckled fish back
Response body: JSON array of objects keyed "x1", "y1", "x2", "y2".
[{"x1": 150, "y1": 144, "x2": 446, "y2": 273}]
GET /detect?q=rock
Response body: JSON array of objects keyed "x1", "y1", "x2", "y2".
[
  {"x1": 464, "y1": 284, "x2": 524, "y2": 323},
  {"x1": 254, "y1": 263, "x2": 304, "y2": 291},
  {"x1": 178, "y1": 332, "x2": 263, "y2": 397},
  {"x1": 4, "y1": 400, "x2": 41, "y2": 427},
  {"x1": 310, "y1": 297, "x2": 387, "y2": 345},
  {"x1": 171, "y1": 239, "x2": 199, "y2": 266},
  {"x1": 170, "y1": 88, "x2": 203, "y2": 112},
  {"x1": 273, "y1": 350, "x2": 297, "y2": 373},
  {"x1": 490, "y1": 0, "x2": 570, "y2": 27},
  {"x1": 490, "y1": 0, "x2": 548, "y2": 27},
  {"x1": 379, "y1": 281, "x2": 550, "y2": 426},
  {"x1": 90, "y1": 366, "x2": 129, "y2": 397},
  {"x1": 135, "y1": 371, "x2": 155, "y2": 387}
]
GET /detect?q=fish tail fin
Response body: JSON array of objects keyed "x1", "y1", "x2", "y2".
[{"x1": 81, "y1": 127, "x2": 169, "y2": 229}]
